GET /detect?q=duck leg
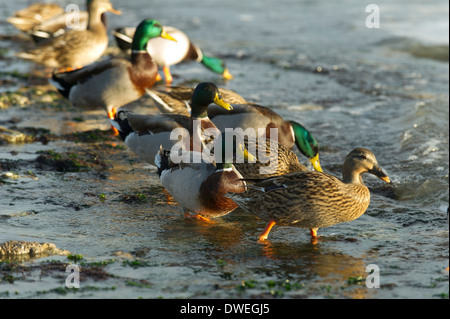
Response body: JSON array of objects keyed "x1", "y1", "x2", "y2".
[
  {"x1": 57, "y1": 65, "x2": 83, "y2": 73},
  {"x1": 183, "y1": 210, "x2": 214, "y2": 223},
  {"x1": 194, "y1": 214, "x2": 213, "y2": 223},
  {"x1": 258, "y1": 220, "x2": 276, "y2": 241},
  {"x1": 309, "y1": 228, "x2": 320, "y2": 245},
  {"x1": 309, "y1": 228, "x2": 319, "y2": 238},
  {"x1": 163, "y1": 189, "x2": 177, "y2": 205},
  {"x1": 107, "y1": 107, "x2": 117, "y2": 120},
  {"x1": 163, "y1": 66, "x2": 173, "y2": 85},
  {"x1": 107, "y1": 107, "x2": 119, "y2": 135}
]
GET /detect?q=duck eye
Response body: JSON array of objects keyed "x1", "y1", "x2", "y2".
[{"x1": 360, "y1": 154, "x2": 367, "y2": 160}]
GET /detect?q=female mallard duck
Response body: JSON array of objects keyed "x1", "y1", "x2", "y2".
[
  {"x1": 233, "y1": 138, "x2": 309, "y2": 179},
  {"x1": 16, "y1": 0, "x2": 121, "y2": 70},
  {"x1": 7, "y1": 2, "x2": 64, "y2": 32},
  {"x1": 146, "y1": 85, "x2": 247, "y2": 115},
  {"x1": 228, "y1": 148, "x2": 391, "y2": 242},
  {"x1": 28, "y1": 10, "x2": 105, "y2": 44},
  {"x1": 155, "y1": 135, "x2": 255, "y2": 222},
  {"x1": 147, "y1": 88, "x2": 322, "y2": 172},
  {"x1": 112, "y1": 26, "x2": 233, "y2": 84},
  {"x1": 110, "y1": 82, "x2": 233, "y2": 165},
  {"x1": 7, "y1": 2, "x2": 101, "y2": 44},
  {"x1": 49, "y1": 19, "x2": 176, "y2": 121}
]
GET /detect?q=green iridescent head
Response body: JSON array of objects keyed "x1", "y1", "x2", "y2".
[
  {"x1": 191, "y1": 82, "x2": 232, "y2": 118},
  {"x1": 132, "y1": 19, "x2": 176, "y2": 51},
  {"x1": 201, "y1": 56, "x2": 233, "y2": 79},
  {"x1": 289, "y1": 120, "x2": 322, "y2": 172}
]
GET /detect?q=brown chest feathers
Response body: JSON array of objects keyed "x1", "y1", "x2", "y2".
[
  {"x1": 128, "y1": 53, "x2": 158, "y2": 95},
  {"x1": 199, "y1": 169, "x2": 245, "y2": 217}
]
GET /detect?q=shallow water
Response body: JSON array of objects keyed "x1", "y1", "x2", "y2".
[{"x1": 0, "y1": 0, "x2": 448, "y2": 299}]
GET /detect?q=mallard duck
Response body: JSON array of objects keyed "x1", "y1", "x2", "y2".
[
  {"x1": 7, "y1": 3, "x2": 64, "y2": 32},
  {"x1": 112, "y1": 26, "x2": 233, "y2": 84},
  {"x1": 110, "y1": 82, "x2": 233, "y2": 165},
  {"x1": 7, "y1": 2, "x2": 99, "y2": 44},
  {"x1": 28, "y1": 11, "x2": 105, "y2": 44},
  {"x1": 49, "y1": 19, "x2": 176, "y2": 120},
  {"x1": 207, "y1": 104, "x2": 322, "y2": 170},
  {"x1": 146, "y1": 88, "x2": 322, "y2": 172},
  {"x1": 146, "y1": 85, "x2": 247, "y2": 115},
  {"x1": 232, "y1": 137, "x2": 308, "y2": 179},
  {"x1": 228, "y1": 148, "x2": 391, "y2": 242},
  {"x1": 155, "y1": 135, "x2": 256, "y2": 221},
  {"x1": 16, "y1": 0, "x2": 121, "y2": 70}
]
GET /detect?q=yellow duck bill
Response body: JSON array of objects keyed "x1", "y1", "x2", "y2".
[
  {"x1": 214, "y1": 93, "x2": 233, "y2": 111},
  {"x1": 160, "y1": 29, "x2": 178, "y2": 42}
]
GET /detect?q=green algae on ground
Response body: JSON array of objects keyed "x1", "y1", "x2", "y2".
[
  {"x1": 67, "y1": 254, "x2": 84, "y2": 263},
  {"x1": 35, "y1": 149, "x2": 108, "y2": 172}
]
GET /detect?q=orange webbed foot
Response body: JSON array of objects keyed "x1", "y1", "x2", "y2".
[
  {"x1": 258, "y1": 220, "x2": 276, "y2": 242},
  {"x1": 184, "y1": 211, "x2": 214, "y2": 223},
  {"x1": 310, "y1": 228, "x2": 319, "y2": 245}
]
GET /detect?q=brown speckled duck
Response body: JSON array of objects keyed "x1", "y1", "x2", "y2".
[
  {"x1": 232, "y1": 137, "x2": 309, "y2": 179},
  {"x1": 7, "y1": 3, "x2": 64, "y2": 32},
  {"x1": 147, "y1": 85, "x2": 247, "y2": 115},
  {"x1": 49, "y1": 19, "x2": 176, "y2": 120},
  {"x1": 16, "y1": 0, "x2": 121, "y2": 70},
  {"x1": 228, "y1": 148, "x2": 391, "y2": 242},
  {"x1": 28, "y1": 10, "x2": 105, "y2": 44}
]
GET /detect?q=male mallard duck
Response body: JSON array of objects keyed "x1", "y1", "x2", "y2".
[
  {"x1": 146, "y1": 85, "x2": 247, "y2": 115},
  {"x1": 155, "y1": 135, "x2": 255, "y2": 222},
  {"x1": 212, "y1": 104, "x2": 323, "y2": 172},
  {"x1": 49, "y1": 19, "x2": 176, "y2": 120},
  {"x1": 16, "y1": 0, "x2": 121, "y2": 70},
  {"x1": 145, "y1": 86, "x2": 322, "y2": 172},
  {"x1": 228, "y1": 148, "x2": 391, "y2": 242},
  {"x1": 7, "y1": 3, "x2": 64, "y2": 32},
  {"x1": 112, "y1": 26, "x2": 233, "y2": 84},
  {"x1": 110, "y1": 82, "x2": 233, "y2": 165},
  {"x1": 208, "y1": 104, "x2": 322, "y2": 171}
]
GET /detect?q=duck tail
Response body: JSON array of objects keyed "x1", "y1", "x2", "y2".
[
  {"x1": 49, "y1": 72, "x2": 72, "y2": 99},
  {"x1": 239, "y1": 177, "x2": 288, "y2": 193},
  {"x1": 111, "y1": 28, "x2": 132, "y2": 51},
  {"x1": 27, "y1": 29, "x2": 53, "y2": 44},
  {"x1": 109, "y1": 111, "x2": 134, "y2": 142},
  {"x1": 15, "y1": 51, "x2": 38, "y2": 62},
  {"x1": 155, "y1": 146, "x2": 171, "y2": 177}
]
